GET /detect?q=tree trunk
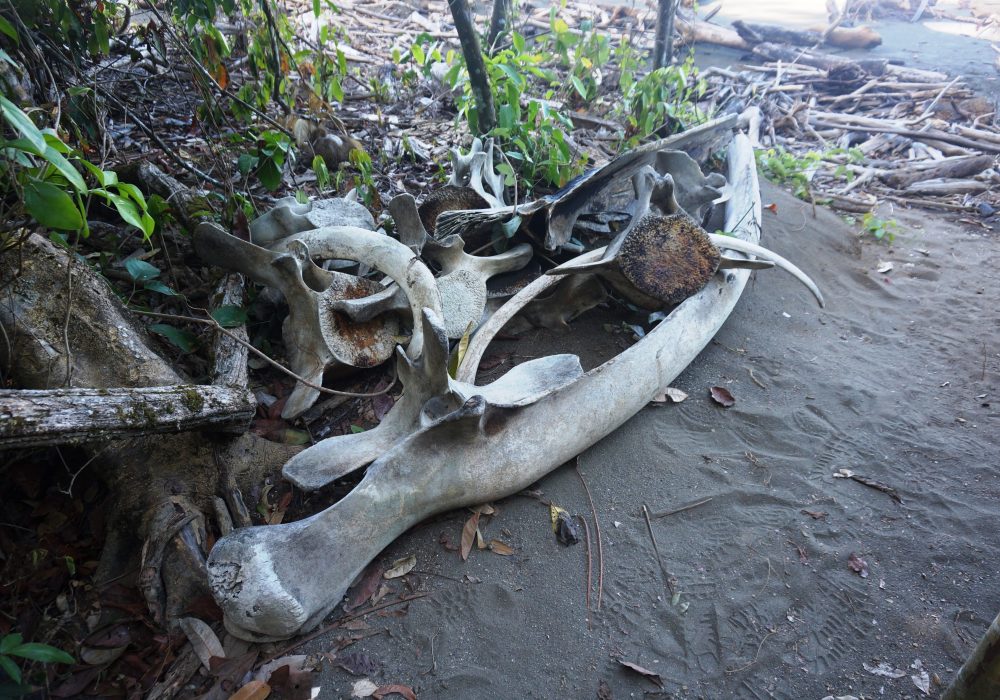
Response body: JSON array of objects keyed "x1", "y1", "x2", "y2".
[
  {"x1": 447, "y1": 0, "x2": 496, "y2": 134},
  {"x1": 942, "y1": 609, "x2": 1000, "y2": 699},
  {"x1": 486, "y1": 0, "x2": 512, "y2": 54},
  {"x1": 652, "y1": 0, "x2": 680, "y2": 69}
]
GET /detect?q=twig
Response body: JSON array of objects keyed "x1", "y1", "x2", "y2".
[
  {"x1": 747, "y1": 367, "x2": 767, "y2": 389},
  {"x1": 641, "y1": 504, "x2": 675, "y2": 596},
  {"x1": 132, "y1": 309, "x2": 397, "y2": 398},
  {"x1": 576, "y1": 514, "x2": 592, "y2": 626},
  {"x1": 725, "y1": 630, "x2": 777, "y2": 674},
  {"x1": 421, "y1": 632, "x2": 438, "y2": 676},
  {"x1": 651, "y1": 496, "x2": 713, "y2": 519},
  {"x1": 575, "y1": 461, "x2": 604, "y2": 611}
]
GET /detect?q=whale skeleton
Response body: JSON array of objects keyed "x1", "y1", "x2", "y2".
[{"x1": 206, "y1": 131, "x2": 825, "y2": 641}]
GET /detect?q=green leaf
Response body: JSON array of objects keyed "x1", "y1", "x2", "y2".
[
  {"x1": 211, "y1": 305, "x2": 248, "y2": 328},
  {"x1": 0, "y1": 636, "x2": 22, "y2": 655},
  {"x1": 24, "y1": 180, "x2": 83, "y2": 231},
  {"x1": 237, "y1": 153, "x2": 257, "y2": 175},
  {"x1": 0, "y1": 17, "x2": 18, "y2": 44},
  {"x1": 0, "y1": 655, "x2": 21, "y2": 684},
  {"x1": 313, "y1": 0, "x2": 320, "y2": 16},
  {"x1": 349, "y1": 424, "x2": 365, "y2": 434},
  {"x1": 8, "y1": 643, "x2": 74, "y2": 665},
  {"x1": 124, "y1": 258, "x2": 160, "y2": 283},
  {"x1": 106, "y1": 193, "x2": 150, "y2": 235},
  {"x1": 150, "y1": 324, "x2": 197, "y2": 353},
  {"x1": 411, "y1": 43, "x2": 425, "y2": 66},
  {"x1": 40, "y1": 147, "x2": 86, "y2": 193},
  {"x1": 256, "y1": 159, "x2": 282, "y2": 190},
  {"x1": 143, "y1": 280, "x2": 177, "y2": 296},
  {"x1": 0, "y1": 97, "x2": 44, "y2": 151},
  {"x1": 570, "y1": 75, "x2": 587, "y2": 99}
]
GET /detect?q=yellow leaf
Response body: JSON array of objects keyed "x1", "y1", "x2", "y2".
[
  {"x1": 489, "y1": 540, "x2": 514, "y2": 556},
  {"x1": 460, "y1": 512, "x2": 479, "y2": 561},
  {"x1": 447, "y1": 321, "x2": 475, "y2": 379},
  {"x1": 549, "y1": 504, "x2": 567, "y2": 532},
  {"x1": 228, "y1": 680, "x2": 270, "y2": 700}
]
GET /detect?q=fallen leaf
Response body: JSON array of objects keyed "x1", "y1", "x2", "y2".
[
  {"x1": 489, "y1": 539, "x2": 514, "y2": 556},
  {"x1": 710, "y1": 386, "x2": 735, "y2": 407},
  {"x1": 471, "y1": 503, "x2": 495, "y2": 515},
  {"x1": 617, "y1": 659, "x2": 663, "y2": 688},
  {"x1": 765, "y1": 202, "x2": 778, "y2": 214},
  {"x1": 352, "y1": 679, "x2": 378, "y2": 698},
  {"x1": 553, "y1": 509, "x2": 580, "y2": 546},
  {"x1": 373, "y1": 684, "x2": 416, "y2": 700},
  {"x1": 791, "y1": 541, "x2": 808, "y2": 564},
  {"x1": 877, "y1": 261, "x2": 893, "y2": 274},
  {"x1": 801, "y1": 509, "x2": 828, "y2": 519},
  {"x1": 254, "y1": 655, "x2": 310, "y2": 682},
  {"x1": 652, "y1": 387, "x2": 688, "y2": 404},
  {"x1": 439, "y1": 532, "x2": 459, "y2": 552},
  {"x1": 848, "y1": 552, "x2": 869, "y2": 578},
  {"x1": 370, "y1": 584, "x2": 391, "y2": 607},
  {"x1": 911, "y1": 659, "x2": 930, "y2": 695},
  {"x1": 383, "y1": 555, "x2": 416, "y2": 579},
  {"x1": 228, "y1": 679, "x2": 270, "y2": 700},
  {"x1": 460, "y1": 512, "x2": 480, "y2": 561},
  {"x1": 476, "y1": 527, "x2": 487, "y2": 550},
  {"x1": 597, "y1": 678, "x2": 613, "y2": 700},
  {"x1": 344, "y1": 563, "x2": 384, "y2": 611},
  {"x1": 337, "y1": 651, "x2": 380, "y2": 677},
  {"x1": 863, "y1": 661, "x2": 906, "y2": 678},
  {"x1": 177, "y1": 617, "x2": 225, "y2": 672}
]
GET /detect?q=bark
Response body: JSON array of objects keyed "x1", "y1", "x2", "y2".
[
  {"x1": 0, "y1": 385, "x2": 254, "y2": 449},
  {"x1": 733, "y1": 20, "x2": 882, "y2": 50},
  {"x1": 880, "y1": 154, "x2": 994, "y2": 189},
  {"x1": 942, "y1": 609, "x2": 1000, "y2": 699},
  {"x1": 447, "y1": 0, "x2": 496, "y2": 134},
  {"x1": 652, "y1": 0, "x2": 680, "y2": 69},
  {"x1": 486, "y1": 0, "x2": 512, "y2": 54}
]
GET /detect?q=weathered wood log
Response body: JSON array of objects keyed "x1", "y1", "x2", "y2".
[
  {"x1": 807, "y1": 113, "x2": 1000, "y2": 155},
  {"x1": 677, "y1": 17, "x2": 749, "y2": 49},
  {"x1": 0, "y1": 385, "x2": 255, "y2": 449},
  {"x1": 753, "y1": 42, "x2": 888, "y2": 74},
  {"x1": 904, "y1": 178, "x2": 989, "y2": 196},
  {"x1": 880, "y1": 155, "x2": 995, "y2": 189},
  {"x1": 733, "y1": 20, "x2": 881, "y2": 50}
]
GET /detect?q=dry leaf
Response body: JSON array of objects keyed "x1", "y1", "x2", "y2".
[
  {"x1": 460, "y1": 512, "x2": 480, "y2": 561},
  {"x1": 471, "y1": 503, "x2": 495, "y2": 515},
  {"x1": 489, "y1": 539, "x2": 514, "y2": 556},
  {"x1": 863, "y1": 661, "x2": 906, "y2": 678},
  {"x1": 476, "y1": 527, "x2": 487, "y2": 550},
  {"x1": 617, "y1": 659, "x2": 663, "y2": 688},
  {"x1": 801, "y1": 509, "x2": 828, "y2": 519},
  {"x1": 178, "y1": 617, "x2": 225, "y2": 672},
  {"x1": 710, "y1": 386, "x2": 735, "y2": 407},
  {"x1": 373, "y1": 684, "x2": 417, "y2": 700},
  {"x1": 877, "y1": 261, "x2": 893, "y2": 274},
  {"x1": 383, "y1": 555, "x2": 416, "y2": 579},
  {"x1": 337, "y1": 651, "x2": 381, "y2": 677},
  {"x1": 765, "y1": 202, "x2": 778, "y2": 214},
  {"x1": 352, "y1": 679, "x2": 378, "y2": 698},
  {"x1": 911, "y1": 660, "x2": 930, "y2": 695},
  {"x1": 228, "y1": 679, "x2": 270, "y2": 700},
  {"x1": 848, "y1": 552, "x2": 869, "y2": 578},
  {"x1": 344, "y1": 563, "x2": 384, "y2": 611},
  {"x1": 652, "y1": 387, "x2": 687, "y2": 403}
]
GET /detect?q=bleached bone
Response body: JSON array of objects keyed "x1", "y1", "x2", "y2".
[
  {"x1": 435, "y1": 113, "x2": 739, "y2": 250},
  {"x1": 194, "y1": 224, "x2": 442, "y2": 418},
  {"x1": 249, "y1": 196, "x2": 376, "y2": 247},
  {"x1": 332, "y1": 194, "x2": 533, "y2": 338},
  {"x1": 207, "y1": 133, "x2": 823, "y2": 641},
  {"x1": 447, "y1": 137, "x2": 506, "y2": 207}
]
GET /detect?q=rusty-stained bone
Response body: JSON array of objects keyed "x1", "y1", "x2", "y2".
[
  {"x1": 193, "y1": 223, "x2": 442, "y2": 419},
  {"x1": 207, "y1": 133, "x2": 822, "y2": 641}
]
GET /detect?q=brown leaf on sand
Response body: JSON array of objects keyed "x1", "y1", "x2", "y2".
[
  {"x1": 617, "y1": 660, "x2": 663, "y2": 688},
  {"x1": 710, "y1": 386, "x2": 736, "y2": 407},
  {"x1": 344, "y1": 562, "x2": 384, "y2": 612},
  {"x1": 848, "y1": 552, "x2": 870, "y2": 578},
  {"x1": 439, "y1": 532, "x2": 459, "y2": 552},
  {"x1": 801, "y1": 509, "x2": 828, "y2": 519},
  {"x1": 460, "y1": 512, "x2": 480, "y2": 561},
  {"x1": 337, "y1": 651, "x2": 381, "y2": 677},
  {"x1": 228, "y1": 679, "x2": 270, "y2": 700},
  {"x1": 651, "y1": 387, "x2": 688, "y2": 404},
  {"x1": 383, "y1": 555, "x2": 416, "y2": 579},
  {"x1": 597, "y1": 678, "x2": 614, "y2": 699},
  {"x1": 489, "y1": 539, "x2": 514, "y2": 556},
  {"x1": 373, "y1": 684, "x2": 417, "y2": 700}
]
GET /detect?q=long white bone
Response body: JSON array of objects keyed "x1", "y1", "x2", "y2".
[{"x1": 207, "y1": 133, "x2": 809, "y2": 641}]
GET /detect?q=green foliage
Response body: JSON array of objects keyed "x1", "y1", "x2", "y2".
[
  {"x1": 616, "y1": 52, "x2": 710, "y2": 145},
  {"x1": 860, "y1": 212, "x2": 898, "y2": 243},
  {"x1": 0, "y1": 632, "x2": 74, "y2": 687},
  {"x1": 756, "y1": 147, "x2": 823, "y2": 201},
  {"x1": 9, "y1": 0, "x2": 122, "y2": 58},
  {"x1": 237, "y1": 129, "x2": 294, "y2": 191},
  {"x1": 0, "y1": 95, "x2": 154, "y2": 246},
  {"x1": 349, "y1": 148, "x2": 375, "y2": 206},
  {"x1": 544, "y1": 14, "x2": 611, "y2": 105}
]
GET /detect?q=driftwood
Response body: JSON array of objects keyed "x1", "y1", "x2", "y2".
[
  {"x1": 879, "y1": 155, "x2": 995, "y2": 189},
  {"x1": 732, "y1": 20, "x2": 881, "y2": 50},
  {"x1": 0, "y1": 385, "x2": 254, "y2": 449}
]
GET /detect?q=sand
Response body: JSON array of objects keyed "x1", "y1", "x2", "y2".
[{"x1": 298, "y1": 178, "x2": 1000, "y2": 699}]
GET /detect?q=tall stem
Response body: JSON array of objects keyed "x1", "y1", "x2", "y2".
[
  {"x1": 447, "y1": 0, "x2": 497, "y2": 134},
  {"x1": 652, "y1": 0, "x2": 680, "y2": 70}
]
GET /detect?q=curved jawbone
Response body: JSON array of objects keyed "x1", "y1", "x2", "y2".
[{"x1": 208, "y1": 134, "x2": 777, "y2": 641}]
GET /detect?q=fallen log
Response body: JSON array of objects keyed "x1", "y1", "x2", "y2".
[
  {"x1": 904, "y1": 178, "x2": 990, "y2": 196},
  {"x1": 677, "y1": 17, "x2": 749, "y2": 49},
  {"x1": 880, "y1": 154, "x2": 995, "y2": 189},
  {"x1": 0, "y1": 384, "x2": 255, "y2": 449},
  {"x1": 732, "y1": 20, "x2": 881, "y2": 50}
]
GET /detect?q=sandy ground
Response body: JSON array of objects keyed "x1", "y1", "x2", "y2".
[{"x1": 299, "y1": 174, "x2": 1000, "y2": 698}]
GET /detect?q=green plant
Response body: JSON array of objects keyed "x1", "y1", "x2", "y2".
[
  {"x1": 0, "y1": 96, "x2": 154, "y2": 247},
  {"x1": 237, "y1": 129, "x2": 294, "y2": 191},
  {"x1": 616, "y1": 52, "x2": 710, "y2": 145},
  {"x1": 348, "y1": 148, "x2": 376, "y2": 206},
  {"x1": 0, "y1": 632, "x2": 74, "y2": 687},
  {"x1": 860, "y1": 212, "x2": 898, "y2": 243},
  {"x1": 544, "y1": 14, "x2": 611, "y2": 105},
  {"x1": 756, "y1": 147, "x2": 823, "y2": 201}
]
